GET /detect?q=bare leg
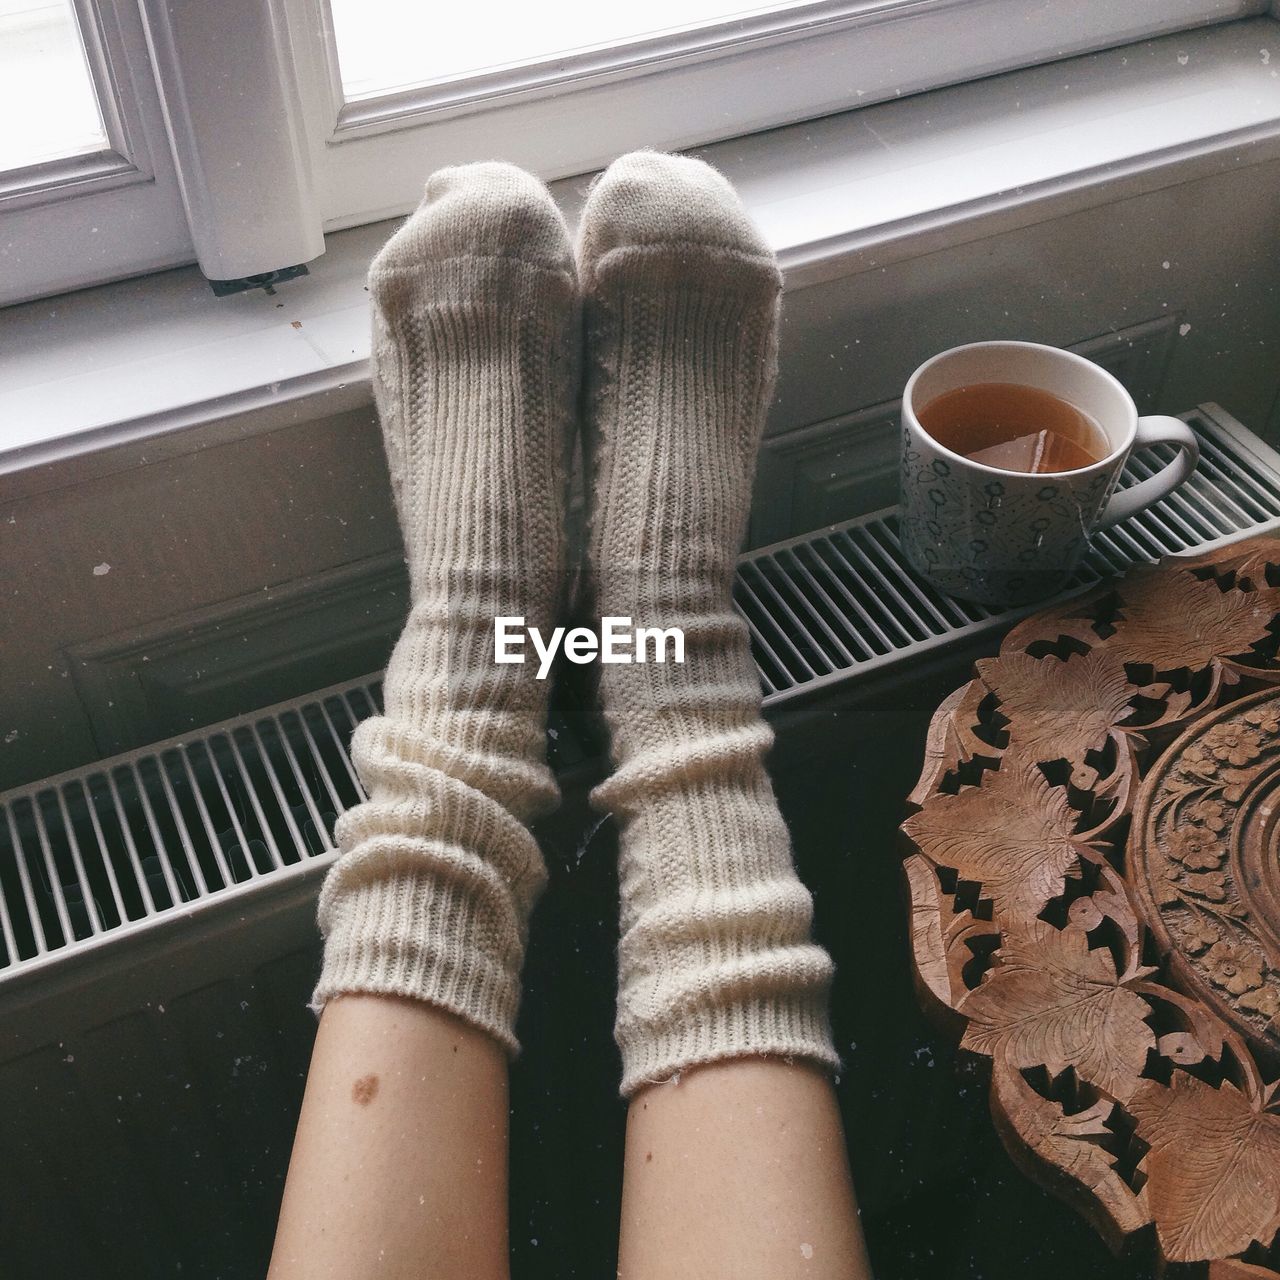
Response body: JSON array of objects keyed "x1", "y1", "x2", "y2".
[
  {"x1": 619, "y1": 1060, "x2": 871, "y2": 1279},
  {"x1": 269, "y1": 995, "x2": 509, "y2": 1280}
]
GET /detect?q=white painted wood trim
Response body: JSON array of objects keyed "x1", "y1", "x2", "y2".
[
  {"x1": 2, "y1": 17, "x2": 1278, "y2": 498},
  {"x1": 0, "y1": 0, "x2": 193, "y2": 305},
  {"x1": 288, "y1": 0, "x2": 1265, "y2": 228},
  {"x1": 136, "y1": 0, "x2": 324, "y2": 282}
]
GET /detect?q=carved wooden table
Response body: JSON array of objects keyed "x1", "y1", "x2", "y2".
[{"x1": 901, "y1": 534, "x2": 1280, "y2": 1275}]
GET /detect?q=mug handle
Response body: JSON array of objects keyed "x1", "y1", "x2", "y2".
[{"x1": 1095, "y1": 415, "x2": 1199, "y2": 530}]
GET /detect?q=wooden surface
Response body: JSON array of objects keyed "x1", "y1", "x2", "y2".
[
  {"x1": 1131, "y1": 687, "x2": 1280, "y2": 1062},
  {"x1": 901, "y1": 534, "x2": 1280, "y2": 1271}
]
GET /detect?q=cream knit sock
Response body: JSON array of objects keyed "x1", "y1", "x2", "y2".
[
  {"x1": 312, "y1": 163, "x2": 577, "y2": 1054},
  {"x1": 579, "y1": 151, "x2": 839, "y2": 1096}
]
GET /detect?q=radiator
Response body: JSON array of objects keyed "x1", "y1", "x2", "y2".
[{"x1": 2, "y1": 402, "x2": 1279, "y2": 1278}]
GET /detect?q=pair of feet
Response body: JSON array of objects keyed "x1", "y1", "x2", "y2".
[{"x1": 314, "y1": 151, "x2": 837, "y2": 1096}]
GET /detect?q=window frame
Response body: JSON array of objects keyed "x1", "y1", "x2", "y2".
[
  {"x1": 287, "y1": 0, "x2": 1270, "y2": 231},
  {"x1": 1, "y1": 0, "x2": 132, "y2": 207},
  {"x1": 0, "y1": 0, "x2": 1271, "y2": 307},
  {"x1": 0, "y1": 0, "x2": 192, "y2": 307}
]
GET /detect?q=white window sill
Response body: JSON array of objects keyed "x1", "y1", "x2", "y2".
[{"x1": 1, "y1": 16, "x2": 1278, "y2": 501}]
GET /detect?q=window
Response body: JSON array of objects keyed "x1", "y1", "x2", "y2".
[
  {"x1": 0, "y1": 0, "x2": 106, "y2": 173},
  {"x1": 0, "y1": 0, "x2": 189, "y2": 306},
  {"x1": 0, "y1": 0, "x2": 1270, "y2": 307},
  {"x1": 293, "y1": 0, "x2": 1270, "y2": 232},
  {"x1": 328, "y1": 0, "x2": 820, "y2": 104}
]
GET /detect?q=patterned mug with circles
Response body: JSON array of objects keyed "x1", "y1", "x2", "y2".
[{"x1": 899, "y1": 340, "x2": 1200, "y2": 606}]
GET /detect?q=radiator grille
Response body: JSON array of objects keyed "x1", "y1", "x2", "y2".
[
  {"x1": 2, "y1": 404, "x2": 1278, "y2": 980},
  {"x1": 0, "y1": 686, "x2": 377, "y2": 972},
  {"x1": 738, "y1": 405, "x2": 1280, "y2": 702}
]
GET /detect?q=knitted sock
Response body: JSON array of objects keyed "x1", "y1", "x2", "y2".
[
  {"x1": 312, "y1": 162, "x2": 578, "y2": 1054},
  {"x1": 578, "y1": 151, "x2": 839, "y2": 1096}
]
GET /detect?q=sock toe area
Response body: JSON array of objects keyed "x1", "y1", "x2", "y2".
[
  {"x1": 577, "y1": 150, "x2": 775, "y2": 280},
  {"x1": 372, "y1": 160, "x2": 573, "y2": 279}
]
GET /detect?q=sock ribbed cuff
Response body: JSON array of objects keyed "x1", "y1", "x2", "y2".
[
  {"x1": 617, "y1": 988, "x2": 840, "y2": 1098},
  {"x1": 311, "y1": 866, "x2": 523, "y2": 1056}
]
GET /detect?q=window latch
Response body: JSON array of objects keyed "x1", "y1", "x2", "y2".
[{"x1": 207, "y1": 264, "x2": 310, "y2": 298}]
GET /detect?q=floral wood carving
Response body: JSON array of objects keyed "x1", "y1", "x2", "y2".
[
  {"x1": 1131, "y1": 688, "x2": 1280, "y2": 1057},
  {"x1": 901, "y1": 535, "x2": 1280, "y2": 1273}
]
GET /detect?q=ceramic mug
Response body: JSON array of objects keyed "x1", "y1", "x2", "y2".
[{"x1": 898, "y1": 340, "x2": 1200, "y2": 606}]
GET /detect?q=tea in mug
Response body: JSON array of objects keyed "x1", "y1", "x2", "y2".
[{"x1": 916, "y1": 381, "x2": 1110, "y2": 474}]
